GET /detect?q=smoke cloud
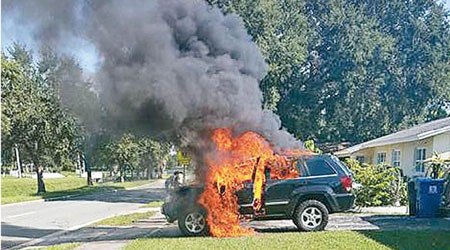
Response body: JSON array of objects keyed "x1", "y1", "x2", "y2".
[{"x1": 2, "y1": 0, "x2": 302, "y2": 152}]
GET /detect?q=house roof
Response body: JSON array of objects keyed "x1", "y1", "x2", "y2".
[{"x1": 335, "y1": 117, "x2": 450, "y2": 157}]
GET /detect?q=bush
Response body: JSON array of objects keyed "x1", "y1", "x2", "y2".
[
  {"x1": 1, "y1": 165, "x2": 15, "y2": 175},
  {"x1": 345, "y1": 159, "x2": 407, "y2": 207}
]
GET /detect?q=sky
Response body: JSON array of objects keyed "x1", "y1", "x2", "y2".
[
  {"x1": 2, "y1": 0, "x2": 450, "y2": 74},
  {"x1": 1, "y1": 5, "x2": 101, "y2": 73}
]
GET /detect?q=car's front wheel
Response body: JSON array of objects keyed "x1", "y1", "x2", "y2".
[
  {"x1": 293, "y1": 199, "x2": 329, "y2": 231},
  {"x1": 178, "y1": 208, "x2": 208, "y2": 236}
]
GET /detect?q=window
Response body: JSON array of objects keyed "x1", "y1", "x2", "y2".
[
  {"x1": 415, "y1": 148, "x2": 426, "y2": 172},
  {"x1": 392, "y1": 150, "x2": 401, "y2": 167},
  {"x1": 356, "y1": 156, "x2": 365, "y2": 164},
  {"x1": 376, "y1": 152, "x2": 386, "y2": 165},
  {"x1": 302, "y1": 158, "x2": 336, "y2": 176}
]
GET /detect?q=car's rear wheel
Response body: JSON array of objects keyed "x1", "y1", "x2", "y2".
[
  {"x1": 293, "y1": 199, "x2": 328, "y2": 231},
  {"x1": 178, "y1": 208, "x2": 208, "y2": 236}
]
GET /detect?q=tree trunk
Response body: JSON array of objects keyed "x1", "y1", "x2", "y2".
[
  {"x1": 147, "y1": 162, "x2": 154, "y2": 180},
  {"x1": 87, "y1": 171, "x2": 93, "y2": 185},
  {"x1": 83, "y1": 153, "x2": 93, "y2": 186},
  {"x1": 36, "y1": 165, "x2": 46, "y2": 193}
]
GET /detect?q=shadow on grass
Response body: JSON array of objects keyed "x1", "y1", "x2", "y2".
[
  {"x1": 37, "y1": 185, "x2": 126, "y2": 201},
  {"x1": 29, "y1": 181, "x2": 167, "y2": 204},
  {"x1": 57, "y1": 186, "x2": 167, "y2": 204},
  {"x1": 359, "y1": 214, "x2": 450, "y2": 230},
  {"x1": 357, "y1": 230, "x2": 450, "y2": 250},
  {"x1": 27, "y1": 225, "x2": 183, "y2": 248}
]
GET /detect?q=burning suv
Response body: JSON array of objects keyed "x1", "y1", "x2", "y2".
[{"x1": 162, "y1": 154, "x2": 355, "y2": 236}]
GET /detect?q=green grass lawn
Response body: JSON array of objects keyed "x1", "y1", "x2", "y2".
[
  {"x1": 140, "y1": 200, "x2": 164, "y2": 208},
  {"x1": 94, "y1": 211, "x2": 156, "y2": 226},
  {"x1": 126, "y1": 230, "x2": 450, "y2": 250},
  {"x1": 60, "y1": 171, "x2": 80, "y2": 177},
  {"x1": 1, "y1": 176, "x2": 154, "y2": 205},
  {"x1": 35, "y1": 243, "x2": 81, "y2": 250}
]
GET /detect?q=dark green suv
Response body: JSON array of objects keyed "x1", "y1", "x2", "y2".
[{"x1": 162, "y1": 155, "x2": 355, "y2": 236}]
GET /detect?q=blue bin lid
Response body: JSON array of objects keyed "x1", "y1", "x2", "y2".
[{"x1": 415, "y1": 178, "x2": 445, "y2": 184}]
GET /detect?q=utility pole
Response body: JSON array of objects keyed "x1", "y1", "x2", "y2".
[{"x1": 15, "y1": 145, "x2": 22, "y2": 178}]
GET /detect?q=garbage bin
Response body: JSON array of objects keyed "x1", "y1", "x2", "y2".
[
  {"x1": 415, "y1": 178, "x2": 445, "y2": 218},
  {"x1": 408, "y1": 181, "x2": 416, "y2": 216}
]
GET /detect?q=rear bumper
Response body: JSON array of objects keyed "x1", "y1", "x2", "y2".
[{"x1": 333, "y1": 193, "x2": 355, "y2": 212}]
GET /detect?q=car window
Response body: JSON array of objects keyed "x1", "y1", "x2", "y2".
[
  {"x1": 331, "y1": 155, "x2": 352, "y2": 175},
  {"x1": 303, "y1": 158, "x2": 336, "y2": 176},
  {"x1": 294, "y1": 160, "x2": 307, "y2": 176},
  {"x1": 267, "y1": 159, "x2": 303, "y2": 180}
]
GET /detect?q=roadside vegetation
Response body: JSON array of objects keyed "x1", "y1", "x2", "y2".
[
  {"x1": 36, "y1": 243, "x2": 81, "y2": 250},
  {"x1": 140, "y1": 200, "x2": 165, "y2": 208},
  {"x1": 1, "y1": 176, "x2": 152, "y2": 204},
  {"x1": 125, "y1": 230, "x2": 450, "y2": 250},
  {"x1": 345, "y1": 159, "x2": 407, "y2": 207},
  {"x1": 94, "y1": 211, "x2": 156, "y2": 226},
  {"x1": 1, "y1": 46, "x2": 177, "y2": 194}
]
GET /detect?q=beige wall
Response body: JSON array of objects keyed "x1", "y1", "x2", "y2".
[
  {"x1": 349, "y1": 134, "x2": 450, "y2": 177},
  {"x1": 432, "y1": 131, "x2": 450, "y2": 154}
]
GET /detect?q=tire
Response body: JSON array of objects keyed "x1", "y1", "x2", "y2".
[
  {"x1": 178, "y1": 208, "x2": 208, "y2": 236},
  {"x1": 293, "y1": 199, "x2": 329, "y2": 232}
]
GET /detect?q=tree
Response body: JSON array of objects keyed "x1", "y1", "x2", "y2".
[
  {"x1": 209, "y1": 0, "x2": 450, "y2": 145},
  {"x1": 304, "y1": 139, "x2": 322, "y2": 154},
  {"x1": 138, "y1": 138, "x2": 172, "y2": 179},
  {"x1": 277, "y1": 0, "x2": 449, "y2": 144},
  {"x1": 206, "y1": 0, "x2": 310, "y2": 110},
  {"x1": 38, "y1": 46, "x2": 104, "y2": 185},
  {"x1": 2, "y1": 45, "x2": 81, "y2": 192},
  {"x1": 108, "y1": 134, "x2": 140, "y2": 182}
]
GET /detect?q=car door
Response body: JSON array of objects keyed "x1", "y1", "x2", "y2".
[
  {"x1": 237, "y1": 180, "x2": 254, "y2": 215},
  {"x1": 263, "y1": 159, "x2": 308, "y2": 215}
]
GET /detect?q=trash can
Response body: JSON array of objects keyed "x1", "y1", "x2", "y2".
[
  {"x1": 415, "y1": 178, "x2": 445, "y2": 218},
  {"x1": 408, "y1": 181, "x2": 416, "y2": 216}
]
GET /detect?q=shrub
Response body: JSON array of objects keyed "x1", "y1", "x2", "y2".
[{"x1": 345, "y1": 159, "x2": 407, "y2": 207}]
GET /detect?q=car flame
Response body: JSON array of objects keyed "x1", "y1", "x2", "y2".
[{"x1": 198, "y1": 128, "x2": 312, "y2": 237}]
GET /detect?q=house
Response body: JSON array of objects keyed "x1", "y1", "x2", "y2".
[{"x1": 335, "y1": 117, "x2": 450, "y2": 177}]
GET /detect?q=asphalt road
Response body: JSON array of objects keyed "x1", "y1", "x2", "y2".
[{"x1": 1, "y1": 180, "x2": 167, "y2": 249}]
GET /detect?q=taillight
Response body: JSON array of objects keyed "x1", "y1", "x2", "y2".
[{"x1": 340, "y1": 176, "x2": 352, "y2": 192}]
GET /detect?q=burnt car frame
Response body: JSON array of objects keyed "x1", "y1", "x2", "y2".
[{"x1": 162, "y1": 154, "x2": 355, "y2": 236}]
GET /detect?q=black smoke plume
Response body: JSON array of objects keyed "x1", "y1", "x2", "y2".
[{"x1": 3, "y1": 0, "x2": 303, "y2": 153}]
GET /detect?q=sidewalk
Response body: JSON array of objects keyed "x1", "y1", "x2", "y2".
[{"x1": 352, "y1": 206, "x2": 408, "y2": 215}]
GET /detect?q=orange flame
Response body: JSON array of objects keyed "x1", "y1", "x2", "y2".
[{"x1": 198, "y1": 128, "x2": 312, "y2": 237}]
